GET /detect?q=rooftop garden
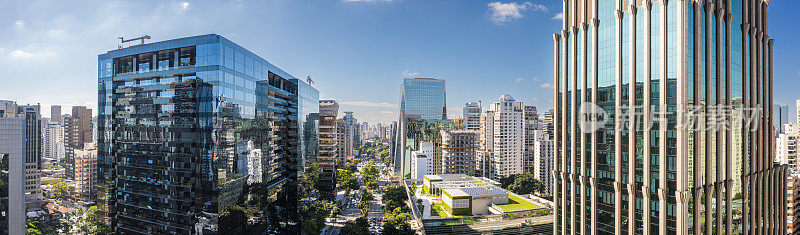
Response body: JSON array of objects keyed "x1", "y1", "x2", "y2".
[{"x1": 496, "y1": 194, "x2": 541, "y2": 212}]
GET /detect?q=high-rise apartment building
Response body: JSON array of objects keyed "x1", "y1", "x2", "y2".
[
  {"x1": 523, "y1": 105, "x2": 539, "y2": 173},
  {"x1": 788, "y1": 173, "x2": 800, "y2": 235},
  {"x1": 777, "y1": 124, "x2": 800, "y2": 169},
  {"x1": 64, "y1": 106, "x2": 91, "y2": 180},
  {"x1": 441, "y1": 130, "x2": 478, "y2": 175},
  {"x1": 74, "y1": 143, "x2": 97, "y2": 202},
  {"x1": 532, "y1": 130, "x2": 554, "y2": 194},
  {"x1": 477, "y1": 110, "x2": 494, "y2": 178},
  {"x1": 540, "y1": 109, "x2": 554, "y2": 138},
  {"x1": 462, "y1": 102, "x2": 482, "y2": 131},
  {"x1": 552, "y1": 1, "x2": 784, "y2": 234},
  {"x1": 318, "y1": 100, "x2": 339, "y2": 199},
  {"x1": 0, "y1": 113, "x2": 26, "y2": 235},
  {"x1": 97, "y1": 34, "x2": 315, "y2": 233},
  {"x1": 398, "y1": 118, "x2": 455, "y2": 177},
  {"x1": 42, "y1": 121, "x2": 64, "y2": 162},
  {"x1": 481, "y1": 95, "x2": 524, "y2": 180}
]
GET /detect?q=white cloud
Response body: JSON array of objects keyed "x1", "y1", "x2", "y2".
[
  {"x1": 532, "y1": 97, "x2": 539, "y2": 101},
  {"x1": 340, "y1": 101, "x2": 398, "y2": 108},
  {"x1": 344, "y1": 0, "x2": 392, "y2": 2},
  {"x1": 797, "y1": 70, "x2": 800, "y2": 76},
  {"x1": 532, "y1": 77, "x2": 539, "y2": 82},
  {"x1": 380, "y1": 110, "x2": 395, "y2": 115},
  {"x1": 552, "y1": 12, "x2": 564, "y2": 20},
  {"x1": 13, "y1": 20, "x2": 25, "y2": 30},
  {"x1": 180, "y1": 2, "x2": 190, "y2": 10},
  {"x1": 487, "y1": 2, "x2": 546, "y2": 25},
  {"x1": 402, "y1": 70, "x2": 419, "y2": 78},
  {"x1": 515, "y1": 78, "x2": 526, "y2": 83},
  {"x1": 540, "y1": 83, "x2": 552, "y2": 88},
  {"x1": 9, "y1": 50, "x2": 34, "y2": 58}
]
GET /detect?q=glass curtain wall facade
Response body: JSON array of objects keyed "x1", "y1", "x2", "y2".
[
  {"x1": 553, "y1": 0, "x2": 784, "y2": 234},
  {"x1": 399, "y1": 78, "x2": 447, "y2": 121},
  {"x1": 397, "y1": 78, "x2": 447, "y2": 177},
  {"x1": 98, "y1": 34, "x2": 313, "y2": 234}
]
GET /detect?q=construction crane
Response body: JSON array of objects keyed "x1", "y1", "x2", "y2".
[
  {"x1": 118, "y1": 35, "x2": 151, "y2": 48},
  {"x1": 307, "y1": 75, "x2": 315, "y2": 84}
]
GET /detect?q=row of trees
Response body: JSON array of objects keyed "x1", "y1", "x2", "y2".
[
  {"x1": 499, "y1": 173, "x2": 547, "y2": 196},
  {"x1": 381, "y1": 185, "x2": 414, "y2": 235}
]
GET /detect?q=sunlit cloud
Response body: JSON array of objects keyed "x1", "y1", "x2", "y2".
[
  {"x1": 540, "y1": 83, "x2": 552, "y2": 88},
  {"x1": 515, "y1": 78, "x2": 526, "y2": 83},
  {"x1": 487, "y1": 1, "x2": 546, "y2": 25},
  {"x1": 552, "y1": 12, "x2": 564, "y2": 20},
  {"x1": 402, "y1": 70, "x2": 419, "y2": 78}
]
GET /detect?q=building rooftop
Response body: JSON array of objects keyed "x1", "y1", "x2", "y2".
[{"x1": 445, "y1": 185, "x2": 507, "y2": 197}]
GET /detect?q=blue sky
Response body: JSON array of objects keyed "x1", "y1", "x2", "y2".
[{"x1": 1, "y1": 0, "x2": 798, "y2": 124}]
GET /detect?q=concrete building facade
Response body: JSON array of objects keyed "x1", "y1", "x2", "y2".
[{"x1": 441, "y1": 130, "x2": 479, "y2": 175}]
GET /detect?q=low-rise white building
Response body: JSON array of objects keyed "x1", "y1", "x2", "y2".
[{"x1": 411, "y1": 142, "x2": 434, "y2": 180}]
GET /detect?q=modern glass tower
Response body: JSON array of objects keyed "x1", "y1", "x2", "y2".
[
  {"x1": 399, "y1": 78, "x2": 447, "y2": 120},
  {"x1": 98, "y1": 34, "x2": 317, "y2": 234},
  {"x1": 396, "y1": 78, "x2": 447, "y2": 176},
  {"x1": 553, "y1": 0, "x2": 784, "y2": 234}
]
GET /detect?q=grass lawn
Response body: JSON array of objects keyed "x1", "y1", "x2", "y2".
[
  {"x1": 432, "y1": 204, "x2": 451, "y2": 218},
  {"x1": 496, "y1": 194, "x2": 541, "y2": 212}
]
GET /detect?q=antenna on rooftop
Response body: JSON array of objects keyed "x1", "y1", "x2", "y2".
[{"x1": 118, "y1": 35, "x2": 152, "y2": 48}]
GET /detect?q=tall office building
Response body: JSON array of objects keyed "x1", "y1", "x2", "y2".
[
  {"x1": 552, "y1": 1, "x2": 784, "y2": 234},
  {"x1": 98, "y1": 34, "x2": 315, "y2": 233},
  {"x1": 775, "y1": 104, "x2": 790, "y2": 135},
  {"x1": 523, "y1": 105, "x2": 539, "y2": 173},
  {"x1": 343, "y1": 112, "x2": 357, "y2": 156},
  {"x1": 441, "y1": 130, "x2": 479, "y2": 175},
  {"x1": 397, "y1": 78, "x2": 447, "y2": 177},
  {"x1": 0, "y1": 101, "x2": 43, "y2": 202},
  {"x1": 532, "y1": 130, "x2": 554, "y2": 194},
  {"x1": 64, "y1": 106, "x2": 92, "y2": 180},
  {"x1": 462, "y1": 102, "x2": 482, "y2": 131},
  {"x1": 0, "y1": 111, "x2": 26, "y2": 235},
  {"x1": 318, "y1": 100, "x2": 339, "y2": 199},
  {"x1": 50, "y1": 105, "x2": 62, "y2": 124},
  {"x1": 481, "y1": 95, "x2": 524, "y2": 180},
  {"x1": 399, "y1": 78, "x2": 447, "y2": 120}
]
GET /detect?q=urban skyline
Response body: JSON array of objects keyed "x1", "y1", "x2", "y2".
[
  {"x1": 2, "y1": 0, "x2": 794, "y2": 125},
  {"x1": 1, "y1": 0, "x2": 798, "y2": 234}
]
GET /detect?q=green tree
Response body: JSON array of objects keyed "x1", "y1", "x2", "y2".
[
  {"x1": 338, "y1": 169, "x2": 360, "y2": 191},
  {"x1": 341, "y1": 216, "x2": 370, "y2": 235},
  {"x1": 382, "y1": 207, "x2": 414, "y2": 235},
  {"x1": 382, "y1": 184, "x2": 408, "y2": 212},
  {"x1": 503, "y1": 173, "x2": 546, "y2": 195},
  {"x1": 50, "y1": 181, "x2": 72, "y2": 199}
]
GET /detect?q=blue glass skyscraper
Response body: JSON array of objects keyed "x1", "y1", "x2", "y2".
[
  {"x1": 395, "y1": 78, "x2": 447, "y2": 177},
  {"x1": 399, "y1": 78, "x2": 447, "y2": 120},
  {"x1": 97, "y1": 34, "x2": 317, "y2": 234}
]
